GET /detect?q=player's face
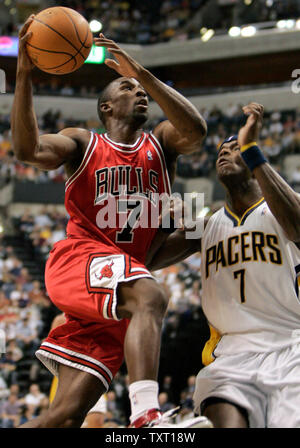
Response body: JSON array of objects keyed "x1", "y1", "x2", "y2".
[
  {"x1": 216, "y1": 140, "x2": 250, "y2": 182},
  {"x1": 111, "y1": 78, "x2": 148, "y2": 125}
]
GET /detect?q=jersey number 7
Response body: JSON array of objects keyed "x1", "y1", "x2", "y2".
[
  {"x1": 116, "y1": 199, "x2": 142, "y2": 243},
  {"x1": 233, "y1": 268, "x2": 246, "y2": 303}
]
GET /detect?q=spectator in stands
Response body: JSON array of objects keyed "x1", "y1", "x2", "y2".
[
  {"x1": 28, "y1": 281, "x2": 47, "y2": 307},
  {"x1": 18, "y1": 404, "x2": 35, "y2": 426},
  {"x1": 16, "y1": 268, "x2": 33, "y2": 292},
  {"x1": 158, "y1": 391, "x2": 175, "y2": 413},
  {"x1": 160, "y1": 375, "x2": 175, "y2": 403},
  {"x1": 9, "y1": 383, "x2": 22, "y2": 400},
  {"x1": 19, "y1": 210, "x2": 35, "y2": 235},
  {"x1": 11, "y1": 283, "x2": 32, "y2": 310},
  {"x1": 15, "y1": 316, "x2": 39, "y2": 356},
  {"x1": 48, "y1": 223, "x2": 66, "y2": 246},
  {"x1": 0, "y1": 350, "x2": 17, "y2": 384},
  {"x1": 0, "y1": 392, "x2": 22, "y2": 428},
  {"x1": 0, "y1": 374, "x2": 9, "y2": 401},
  {"x1": 0, "y1": 130, "x2": 12, "y2": 159},
  {"x1": 269, "y1": 110, "x2": 283, "y2": 134},
  {"x1": 6, "y1": 339, "x2": 23, "y2": 362},
  {"x1": 8, "y1": 257, "x2": 23, "y2": 281},
  {"x1": 33, "y1": 208, "x2": 53, "y2": 230},
  {"x1": 281, "y1": 128, "x2": 295, "y2": 154},
  {"x1": 24, "y1": 384, "x2": 46, "y2": 414},
  {"x1": 261, "y1": 132, "x2": 282, "y2": 163}
]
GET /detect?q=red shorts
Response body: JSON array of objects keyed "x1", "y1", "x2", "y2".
[{"x1": 36, "y1": 237, "x2": 154, "y2": 389}]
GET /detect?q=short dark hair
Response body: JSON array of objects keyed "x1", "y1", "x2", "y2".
[{"x1": 97, "y1": 81, "x2": 116, "y2": 126}]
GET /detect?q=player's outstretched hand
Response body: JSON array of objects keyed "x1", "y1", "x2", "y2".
[
  {"x1": 238, "y1": 102, "x2": 264, "y2": 148},
  {"x1": 18, "y1": 15, "x2": 35, "y2": 72},
  {"x1": 94, "y1": 34, "x2": 143, "y2": 79},
  {"x1": 159, "y1": 196, "x2": 188, "y2": 231}
]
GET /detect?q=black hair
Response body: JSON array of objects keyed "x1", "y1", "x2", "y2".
[{"x1": 97, "y1": 81, "x2": 116, "y2": 125}]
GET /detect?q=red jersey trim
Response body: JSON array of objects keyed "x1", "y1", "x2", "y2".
[
  {"x1": 148, "y1": 132, "x2": 172, "y2": 195},
  {"x1": 65, "y1": 132, "x2": 98, "y2": 191},
  {"x1": 100, "y1": 132, "x2": 146, "y2": 152}
]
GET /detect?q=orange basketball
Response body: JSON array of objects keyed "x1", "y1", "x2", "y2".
[{"x1": 26, "y1": 7, "x2": 93, "y2": 75}]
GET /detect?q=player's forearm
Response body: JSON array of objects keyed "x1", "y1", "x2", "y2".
[
  {"x1": 146, "y1": 229, "x2": 199, "y2": 271},
  {"x1": 137, "y1": 68, "x2": 207, "y2": 144},
  {"x1": 253, "y1": 163, "x2": 300, "y2": 241},
  {"x1": 11, "y1": 70, "x2": 40, "y2": 162}
]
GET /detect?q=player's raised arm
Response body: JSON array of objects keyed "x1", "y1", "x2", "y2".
[
  {"x1": 238, "y1": 102, "x2": 300, "y2": 242},
  {"x1": 94, "y1": 34, "x2": 207, "y2": 156},
  {"x1": 11, "y1": 16, "x2": 88, "y2": 171}
]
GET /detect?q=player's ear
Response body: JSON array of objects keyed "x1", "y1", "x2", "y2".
[{"x1": 100, "y1": 101, "x2": 112, "y2": 114}]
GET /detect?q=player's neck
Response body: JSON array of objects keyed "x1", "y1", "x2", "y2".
[
  {"x1": 225, "y1": 180, "x2": 263, "y2": 218},
  {"x1": 106, "y1": 122, "x2": 144, "y2": 145}
]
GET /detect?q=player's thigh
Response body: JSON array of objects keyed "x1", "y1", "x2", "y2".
[
  {"x1": 267, "y1": 344, "x2": 300, "y2": 428},
  {"x1": 202, "y1": 398, "x2": 249, "y2": 428},
  {"x1": 194, "y1": 353, "x2": 266, "y2": 427}
]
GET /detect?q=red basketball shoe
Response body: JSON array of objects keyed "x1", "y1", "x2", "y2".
[{"x1": 129, "y1": 407, "x2": 213, "y2": 428}]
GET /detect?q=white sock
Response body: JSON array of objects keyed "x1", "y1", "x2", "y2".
[{"x1": 129, "y1": 380, "x2": 160, "y2": 423}]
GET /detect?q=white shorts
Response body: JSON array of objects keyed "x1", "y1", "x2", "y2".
[{"x1": 193, "y1": 343, "x2": 300, "y2": 428}]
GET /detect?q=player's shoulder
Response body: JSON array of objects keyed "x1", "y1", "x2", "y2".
[{"x1": 59, "y1": 127, "x2": 91, "y2": 146}]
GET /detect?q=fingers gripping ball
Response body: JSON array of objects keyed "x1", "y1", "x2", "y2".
[{"x1": 26, "y1": 7, "x2": 93, "y2": 74}]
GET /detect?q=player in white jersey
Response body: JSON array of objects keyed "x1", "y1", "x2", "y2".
[{"x1": 147, "y1": 102, "x2": 300, "y2": 427}]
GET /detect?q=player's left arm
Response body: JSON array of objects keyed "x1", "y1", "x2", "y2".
[
  {"x1": 239, "y1": 102, "x2": 300, "y2": 243},
  {"x1": 146, "y1": 203, "x2": 207, "y2": 270},
  {"x1": 94, "y1": 34, "x2": 207, "y2": 156}
]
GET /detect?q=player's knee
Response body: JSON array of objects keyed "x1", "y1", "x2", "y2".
[
  {"x1": 117, "y1": 279, "x2": 168, "y2": 319},
  {"x1": 136, "y1": 283, "x2": 168, "y2": 318}
]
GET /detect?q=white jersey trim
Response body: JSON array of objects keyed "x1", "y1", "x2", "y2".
[
  {"x1": 148, "y1": 132, "x2": 172, "y2": 195},
  {"x1": 101, "y1": 132, "x2": 146, "y2": 153},
  {"x1": 39, "y1": 341, "x2": 113, "y2": 379},
  {"x1": 36, "y1": 349, "x2": 110, "y2": 390},
  {"x1": 65, "y1": 132, "x2": 98, "y2": 192}
]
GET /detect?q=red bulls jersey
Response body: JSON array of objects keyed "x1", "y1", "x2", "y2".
[{"x1": 64, "y1": 131, "x2": 171, "y2": 263}]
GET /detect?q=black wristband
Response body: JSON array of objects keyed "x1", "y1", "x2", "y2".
[{"x1": 240, "y1": 144, "x2": 267, "y2": 171}]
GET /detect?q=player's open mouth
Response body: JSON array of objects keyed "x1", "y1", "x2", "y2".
[
  {"x1": 218, "y1": 158, "x2": 231, "y2": 167},
  {"x1": 135, "y1": 99, "x2": 148, "y2": 109},
  {"x1": 136, "y1": 104, "x2": 148, "y2": 108}
]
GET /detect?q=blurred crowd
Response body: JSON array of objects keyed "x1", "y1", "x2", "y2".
[
  {"x1": 0, "y1": 234, "x2": 56, "y2": 427},
  {"x1": 3, "y1": 0, "x2": 300, "y2": 45},
  {"x1": 1, "y1": 104, "x2": 300, "y2": 187}
]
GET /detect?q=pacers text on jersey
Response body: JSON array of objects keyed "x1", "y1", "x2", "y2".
[{"x1": 205, "y1": 231, "x2": 282, "y2": 278}]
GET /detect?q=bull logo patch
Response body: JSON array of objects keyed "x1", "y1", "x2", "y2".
[{"x1": 95, "y1": 260, "x2": 114, "y2": 280}]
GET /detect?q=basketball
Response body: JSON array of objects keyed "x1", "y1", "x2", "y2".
[{"x1": 26, "y1": 7, "x2": 93, "y2": 75}]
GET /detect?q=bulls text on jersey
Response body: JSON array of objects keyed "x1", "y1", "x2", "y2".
[{"x1": 94, "y1": 166, "x2": 159, "y2": 205}]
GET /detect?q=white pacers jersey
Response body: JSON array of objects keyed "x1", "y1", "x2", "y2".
[{"x1": 201, "y1": 197, "x2": 300, "y2": 358}]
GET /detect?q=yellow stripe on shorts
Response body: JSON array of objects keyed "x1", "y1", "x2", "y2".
[
  {"x1": 202, "y1": 325, "x2": 222, "y2": 366},
  {"x1": 49, "y1": 376, "x2": 58, "y2": 403}
]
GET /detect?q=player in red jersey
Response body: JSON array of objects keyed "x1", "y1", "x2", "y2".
[{"x1": 11, "y1": 17, "x2": 209, "y2": 428}]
